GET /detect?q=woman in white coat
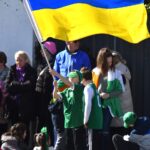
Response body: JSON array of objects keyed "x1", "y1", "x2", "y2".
[{"x1": 111, "y1": 51, "x2": 133, "y2": 127}]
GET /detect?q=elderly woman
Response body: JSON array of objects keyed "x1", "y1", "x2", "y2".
[{"x1": 5, "y1": 51, "x2": 37, "y2": 147}]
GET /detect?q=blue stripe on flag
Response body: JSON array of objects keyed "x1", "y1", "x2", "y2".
[{"x1": 29, "y1": 0, "x2": 144, "y2": 10}]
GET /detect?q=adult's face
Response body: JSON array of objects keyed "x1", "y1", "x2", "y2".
[
  {"x1": 107, "y1": 56, "x2": 112, "y2": 67},
  {"x1": 66, "y1": 41, "x2": 79, "y2": 53},
  {"x1": 15, "y1": 56, "x2": 27, "y2": 68}
]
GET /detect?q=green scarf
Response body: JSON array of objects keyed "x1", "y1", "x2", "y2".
[{"x1": 103, "y1": 69, "x2": 124, "y2": 117}]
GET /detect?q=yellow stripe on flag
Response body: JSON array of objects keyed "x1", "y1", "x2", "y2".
[{"x1": 33, "y1": 3, "x2": 150, "y2": 43}]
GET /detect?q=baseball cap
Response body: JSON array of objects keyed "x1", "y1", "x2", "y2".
[
  {"x1": 123, "y1": 112, "x2": 137, "y2": 128},
  {"x1": 68, "y1": 70, "x2": 83, "y2": 82}
]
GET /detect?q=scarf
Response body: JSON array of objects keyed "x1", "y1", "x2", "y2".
[
  {"x1": 16, "y1": 66, "x2": 25, "y2": 82},
  {"x1": 103, "y1": 69, "x2": 124, "y2": 117}
]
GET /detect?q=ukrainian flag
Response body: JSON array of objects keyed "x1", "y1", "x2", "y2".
[{"x1": 27, "y1": 0, "x2": 150, "y2": 43}]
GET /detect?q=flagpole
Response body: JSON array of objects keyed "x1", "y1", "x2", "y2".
[{"x1": 23, "y1": 0, "x2": 51, "y2": 70}]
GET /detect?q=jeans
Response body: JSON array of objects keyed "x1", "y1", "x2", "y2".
[{"x1": 54, "y1": 131, "x2": 65, "y2": 150}]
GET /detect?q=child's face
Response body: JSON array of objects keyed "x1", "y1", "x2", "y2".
[
  {"x1": 81, "y1": 78, "x2": 86, "y2": 86},
  {"x1": 69, "y1": 76, "x2": 79, "y2": 84}
]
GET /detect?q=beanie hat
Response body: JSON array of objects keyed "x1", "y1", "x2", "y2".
[
  {"x1": 123, "y1": 112, "x2": 137, "y2": 128},
  {"x1": 43, "y1": 41, "x2": 57, "y2": 55},
  {"x1": 68, "y1": 70, "x2": 83, "y2": 82},
  {"x1": 57, "y1": 79, "x2": 65, "y2": 88}
]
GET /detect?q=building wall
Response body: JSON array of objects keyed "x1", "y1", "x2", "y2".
[{"x1": 0, "y1": 0, "x2": 33, "y2": 66}]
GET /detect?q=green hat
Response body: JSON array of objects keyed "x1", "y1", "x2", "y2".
[
  {"x1": 123, "y1": 112, "x2": 137, "y2": 128},
  {"x1": 68, "y1": 70, "x2": 83, "y2": 82},
  {"x1": 40, "y1": 127, "x2": 48, "y2": 139},
  {"x1": 40, "y1": 127, "x2": 49, "y2": 150},
  {"x1": 57, "y1": 79, "x2": 65, "y2": 88}
]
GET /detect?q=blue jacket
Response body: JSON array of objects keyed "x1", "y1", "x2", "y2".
[
  {"x1": 53, "y1": 49, "x2": 91, "y2": 77},
  {"x1": 129, "y1": 117, "x2": 150, "y2": 150},
  {"x1": 131, "y1": 116, "x2": 150, "y2": 135}
]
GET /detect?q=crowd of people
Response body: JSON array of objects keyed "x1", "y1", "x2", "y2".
[{"x1": 0, "y1": 40, "x2": 149, "y2": 150}]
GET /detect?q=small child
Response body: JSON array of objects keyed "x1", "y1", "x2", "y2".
[
  {"x1": 1, "y1": 123, "x2": 28, "y2": 150},
  {"x1": 81, "y1": 67, "x2": 103, "y2": 150},
  {"x1": 48, "y1": 80, "x2": 67, "y2": 150},
  {"x1": 49, "y1": 69, "x2": 87, "y2": 150},
  {"x1": 33, "y1": 127, "x2": 52, "y2": 150},
  {"x1": 112, "y1": 112, "x2": 150, "y2": 150}
]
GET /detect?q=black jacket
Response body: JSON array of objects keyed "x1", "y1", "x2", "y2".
[
  {"x1": 36, "y1": 66, "x2": 53, "y2": 107},
  {"x1": 5, "y1": 64, "x2": 37, "y2": 121}
]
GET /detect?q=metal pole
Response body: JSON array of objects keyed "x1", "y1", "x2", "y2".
[{"x1": 23, "y1": 0, "x2": 51, "y2": 69}]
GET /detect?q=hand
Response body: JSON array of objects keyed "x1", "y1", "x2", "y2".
[
  {"x1": 49, "y1": 69, "x2": 58, "y2": 77},
  {"x1": 84, "y1": 123, "x2": 88, "y2": 128},
  {"x1": 100, "y1": 92, "x2": 109, "y2": 99},
  {"x1": 11, "y1": 81, "x2": 20, "y2": 86},
  {"x1": 24, "y1": 80, "x2": 30, "y2": 84},
  {"x1": 123, "y1": 135, "x2": 130, "y2": 141}
]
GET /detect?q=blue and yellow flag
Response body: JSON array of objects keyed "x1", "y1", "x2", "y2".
[{"x1": 27, "y1": 0, "x2": 150, "y2": 43}]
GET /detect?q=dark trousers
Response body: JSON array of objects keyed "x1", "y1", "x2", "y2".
[
  {"x1": 102, "y1": 107, "x2": 113, "y2": 150},
  {"x1": 65, "y1": 126, "x2": 87, "y2": 150},
  {"x1": 88, "y1": 129, "x2": 102, "y2": 150},
  {"x1": 112, "y1": 134, "x2": 140, "y2": 150}
]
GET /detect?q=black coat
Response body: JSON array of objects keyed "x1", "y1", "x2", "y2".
[
  {"x1": 5, "y1": 64, "x2": 37, "y2": 121},
  {"x1": 36, "y1": 66, "x2": 53, "y2": 107},
  {"x1": 35, "y1": 66, "x2": 54, "y2": 142}
]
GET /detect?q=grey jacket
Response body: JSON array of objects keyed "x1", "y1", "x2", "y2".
[
  {"x1": 1, "y1": 135, "x2": 27, "y2": 150},
  {"x1": 129, "y1": 133, "x2": 150, "y2": 150},
  {"x1": 0, "y1": 66, "x2": 9, "y2": 81},
  {"x1": 1, "y1": 135, "x2": 20, "y2": 150}
]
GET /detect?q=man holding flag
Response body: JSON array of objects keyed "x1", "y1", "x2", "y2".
[{"x1": 53, "y1": 40, "x2": 91, "y2": 78}]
